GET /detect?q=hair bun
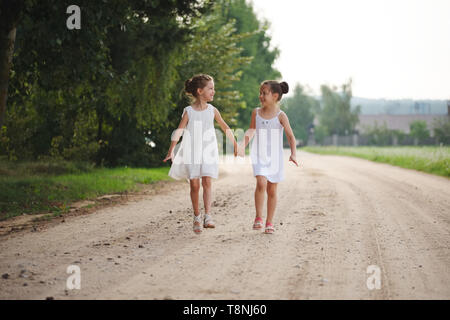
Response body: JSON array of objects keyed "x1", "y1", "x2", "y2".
[
  {"x1": 184, "y1": 79, "x2": 193, "y2": 95},
  {"x1": 280, "y1": 81, "x2": 289, "y2": 94}
]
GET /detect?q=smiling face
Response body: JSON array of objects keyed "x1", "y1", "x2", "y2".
[
  {"x1": 259, "y1": 84, "x2": 279, "y2": 107},
  {"x1": 197, "y1": 80, "x2": 215, "y2": 102}
]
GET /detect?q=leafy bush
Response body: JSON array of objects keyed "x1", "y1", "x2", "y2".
[
  {"x1": 433, "y1": 118, "x2": 450, "y2": 145},
  {"x1": 409, "y1": 120, "x2": 430, "y2": 144}
]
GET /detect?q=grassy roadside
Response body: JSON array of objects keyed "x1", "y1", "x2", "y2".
[
  {"x1": 0, "y1": 160, "x2": 171, "y2": 221},
  {"x1": 302, "y1": 146, "x2": 450, "y2": 178}
]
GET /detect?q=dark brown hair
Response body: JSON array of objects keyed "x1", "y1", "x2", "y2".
[
  {"x1": 184, "y1": 74, "x2": 213, "y2": 98},
  {"x1": 261, "y1": 80, "x2": 289, "y2": 101}
]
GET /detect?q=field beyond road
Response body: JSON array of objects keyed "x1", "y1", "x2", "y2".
[{"x1": 303, "y1": 146, "x2": 450, "y2": 178}]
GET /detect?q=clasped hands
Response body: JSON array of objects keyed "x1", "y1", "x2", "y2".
[{"x1": 233, "y1": 141, "x2": 246, "y2": 157}]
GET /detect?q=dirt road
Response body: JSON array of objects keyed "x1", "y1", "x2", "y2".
[{"x1": 1, "y1": 150, "x2": 449, "y2": 299}]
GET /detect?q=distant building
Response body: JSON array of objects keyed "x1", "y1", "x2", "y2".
[
  {"x1": 356, "y1": 101, "x2": 449, "y2": 135},
  {"x1": 357, "y1": 114, "x2": 447, "y2": 135},
  {"x1": 351, "y1": 97, "x2": 448, "y2": 115}
]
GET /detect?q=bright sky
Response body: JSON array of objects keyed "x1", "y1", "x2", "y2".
[{"x1": 250, "y1": 0, "x2": 450, "y2": 100}]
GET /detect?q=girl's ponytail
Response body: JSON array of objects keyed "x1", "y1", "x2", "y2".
[{"x1": 185, "y1": 79, "x2": 194, "y2": 96}]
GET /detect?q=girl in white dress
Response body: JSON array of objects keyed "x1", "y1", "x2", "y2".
[
  {"x1": 163, "y1": 74, "x2": 237, "y2": 234},
  {"x1": 239, "y1": 80, "x2": 299, "y2": 234}
]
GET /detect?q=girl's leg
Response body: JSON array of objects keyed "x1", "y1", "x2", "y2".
[
  {"x1": 266, "y1": 181, "x2": 278, "y2": 225},
  {"x1": 190, "y1": 179, "x2": 202, "y2": 233},
  {"x1": 201, "y1": 176, "x2": 212, "y2": 214},
  {"x1": 202, "y1": 176, "x2": 215, "y2": 228},
  {"x1": 190, "y1": 179, "x2": 201, "y2": 216},
  {"x1": 255, "y1": 176, "x2": 267, "y2": 219}
]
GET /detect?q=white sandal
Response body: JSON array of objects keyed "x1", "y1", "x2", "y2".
[
  {"x1": 203, "y1": 214, "x2": 215, "y2": 228},
  {"x1": 193, "y1": 214, "x2": 202, "y2": 234}
]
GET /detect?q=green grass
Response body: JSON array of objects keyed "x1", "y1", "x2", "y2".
[
  {"x1": 0, "y1": 161, "x2": 171, "y2": 221},
  {"x1": 303, "y1": 146, "x2": 450, "y2": 178}
]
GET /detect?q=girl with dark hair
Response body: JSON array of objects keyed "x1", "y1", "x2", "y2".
[{"x1": 238, "y1": 80, "x2": 299, "y2": 234}]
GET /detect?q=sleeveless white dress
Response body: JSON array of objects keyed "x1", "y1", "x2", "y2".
[
  {"x1": 250, "y1": 108, "x2": 285, "y2": 183},
  {"x1": 169, "y1": 104, "x2": 219, "y2": 180}
]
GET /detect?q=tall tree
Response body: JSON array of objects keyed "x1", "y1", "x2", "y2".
[
  {"x1": 409, "y1": 120, "x2": 429, "y2": 144},
  {"x1": 160, "y1": 12, "x2": 253, "y2": 158},
  {"x1": 281, "y1": 84, "x2": 317, "y2": 144},
  {"x1": 2, "y1": 0, "x2": 210, "y2": 165},
  {"x1": 318, "y1": 79, "x2": 360, "y2": 135},
  {"x1": 433, "y1": 117, "x2": 450, "y2": 145},
  {"x1": 218, "y1": 0, "x2": 281, "y2": 129},
  {"x1": 0, "y1": 0, "x2": 24, "y2": 128}
]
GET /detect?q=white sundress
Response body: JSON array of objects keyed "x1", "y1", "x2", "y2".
[
  {"x1": 250, "y1": 108, "x2": 285, "y2": 183},
  {"x1": 168, "y1": 104, "x2": 219, "y2": 180}
]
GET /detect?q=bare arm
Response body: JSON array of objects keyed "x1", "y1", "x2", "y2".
[
  {"x1": 235, "y1": 109, "x2": 257, "y2": 157},
  {"x1": 163, "y1": 110, "x2": 189, "y2": 162},
  {"x1": 214, "y1": 107, "x2": 237, "y2": 156},
  {"x1": 243, "y1": 108, "x2": 257, "y2": 149},
  {"x1": 279, "y1": 112, "x2": 299, "y2": 166}
]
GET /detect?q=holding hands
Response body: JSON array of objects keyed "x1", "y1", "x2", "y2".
[
  {"x1": 237, "y1": 142, "x2": 246, "y2": 157},
  {"x1": 233, "y1": 141, "x2": 238, "y2": 157}
]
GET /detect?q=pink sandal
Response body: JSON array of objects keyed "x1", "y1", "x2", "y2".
[
  {"x1": 264, "y1": 222, "x2": 275, "y2": 234},
  {"x1": 253, "y1": 217, "x2": 264, "y2": 230}
]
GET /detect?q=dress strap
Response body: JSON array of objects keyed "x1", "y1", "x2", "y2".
[{"x1": 182, "y1": 106, "x2": 190, "y2": 118}]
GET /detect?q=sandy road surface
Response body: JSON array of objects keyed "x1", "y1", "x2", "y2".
[{"x1": 1, "y1": 150, "x2": 449, "y2": 299}]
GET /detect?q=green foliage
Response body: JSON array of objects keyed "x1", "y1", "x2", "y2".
[
  {"x1": 177, "y1": 12, "x2": 252, "y2": 125},
  {"x1": 0, "y1": 164, "x2": 171, "y2": 220},
  {"x1": 409, "y1": 120, "x2": 430, "y2": 144},
  {"x1": 304, "y1": 146, "x2": 450, "y2": 178},
  {"x1": 0, "y1": 158, "x2": 94, "y2": 176},
  {"x1": 362, "y1": 122, "x2": 393, "y2": 145},
  {"x1": 433, "y1": 117, "x2": 450, "y2": 145},
  {"x1": 281, "y1": 84, "x2": 317, "y2": 143},
  {"x1": 147, "y1": 7, "x2": 255, "y2": 164},
  {"x1": 313, "y1": 125, "x2": 329, "y2": 145},
  {"x1": 217, "y1": 0, "x2": 281, "y2": 129},
  {"x1": 1, "y1": 0, "x2": 210, "y2": 166},
  {"x1": 360, "y1": 122, "x2": 410, "y2": 146},
  {"x1": 1, "y1": 0, "x2": 280, "y2": 167},
  {"x1": 318, "y1": 79, "x2": 360, "y2": 135}
]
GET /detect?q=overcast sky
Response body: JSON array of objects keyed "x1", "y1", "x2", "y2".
[{"x1": 250, "y1": 0, "x2": 450, "y2": 100}]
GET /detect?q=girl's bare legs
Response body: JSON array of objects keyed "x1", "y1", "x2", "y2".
[
  {"x1": 255, "y1": 176, "x2": 267, "y2": 219},
  {"x1": 202, "y1": 176, "x2": 215, "y2": 228},
  {"x1": 190, "y1": 179, "x2": 201, "y2": 216},
  {"x1": 190, "y1": 179, "x2": 202, "y2": 232},
  {"x1": 266, "y1": 181, "x2": 278, "y2": 225},
  {"x1": 201, "y1": 176, "x2": 212, "y2": 214}
]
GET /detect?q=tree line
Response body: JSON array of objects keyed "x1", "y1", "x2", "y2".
[
  {"x1": 282, "y1": 80, "x2": 450, "y2": 146},
  {"x1": 0, "y1": 0, "x2": 280, "y2": 167},
  {"x1": 1, "y1": 0, "x2": 447, "y2": 169}
]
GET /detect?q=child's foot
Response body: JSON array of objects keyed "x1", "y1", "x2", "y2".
[
  {"x1": 253, "y1": 217, "x2": 264, "y2": 230},
  {"x1": 264, "y1": 222, "x2": 274, "y2": 234},
  {"x1": 203, "y1": 214, "x2": 215, "y2": 228},
  {"x1": 193, "y1": 214, "x2": 202, "y2": 234}
]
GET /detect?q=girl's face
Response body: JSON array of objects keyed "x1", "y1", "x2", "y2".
[
  {"x1": 197, "y1": 80, "x2": 215, "y2": 102},
  {"x1": 259, "y1": 85, "x2": 278, "y2": 107}
]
